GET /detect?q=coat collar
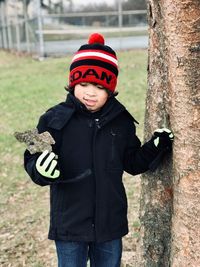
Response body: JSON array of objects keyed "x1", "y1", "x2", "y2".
[
  {"x1": 46, "y1": 93, "x2": 138, "y2": 130},
  {"x1": 47, "y1": 101, "x2": 75, "y2": 130}
]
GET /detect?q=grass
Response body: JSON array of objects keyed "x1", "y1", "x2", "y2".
[
  {"x1": 0, "y1": 49, "x2": 147, "y2": 266},
  {"x1": 43, "y1": 30, "x2": 148, "y2": 42}
]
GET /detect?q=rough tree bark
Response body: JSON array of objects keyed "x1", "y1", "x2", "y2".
[{"x1": 137, "y1": 1, "x2": 200, "y2": 266}]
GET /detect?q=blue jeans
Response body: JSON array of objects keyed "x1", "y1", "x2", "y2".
[{"x1": 55, "y1": 239, "x2": 122, "y2": 267}]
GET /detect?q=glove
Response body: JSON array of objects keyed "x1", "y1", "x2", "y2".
[
  {"x1": 36, "y1": 150, "x2": 60, "y2": 179},
  {"x1": 153, "y1": 128, "x2": 174, "y2": 150}
]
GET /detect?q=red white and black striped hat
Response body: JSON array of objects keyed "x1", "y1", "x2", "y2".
[{"x1": 69, "y1": 33, "x2": 118, "y2": 93}]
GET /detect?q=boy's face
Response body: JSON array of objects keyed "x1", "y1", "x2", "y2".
[{"x1": 74, "y1": 82, "x2": 109, "y2": 112}]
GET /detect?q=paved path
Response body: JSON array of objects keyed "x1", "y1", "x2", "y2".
[{"x1": 42, "y1": 35, "x2": 148, "y2": 56}]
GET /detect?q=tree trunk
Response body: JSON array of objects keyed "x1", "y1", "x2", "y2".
[{"x1": 137, "y1": 1, "x2": 200, "y2": 266}]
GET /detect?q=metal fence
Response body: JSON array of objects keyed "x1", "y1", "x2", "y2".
[{"x1": 0, "y1": 1, "x2": 147, "y2": 58}]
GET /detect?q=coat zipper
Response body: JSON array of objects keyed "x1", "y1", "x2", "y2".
[
  {"x1": 95, "y1": 118, "x2": 101, "y2": 129},
  {"x1": 92, "y1": 118, "x2": 101, "y2": 240},
  {"x1": 111, "y1": 129, "x2": 116, "y2": 162}
]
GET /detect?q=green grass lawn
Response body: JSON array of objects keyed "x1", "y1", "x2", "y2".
[{"x1": 0, "y1": 49, "x2": 147, "y2": 266}]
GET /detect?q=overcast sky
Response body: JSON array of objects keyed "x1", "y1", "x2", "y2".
[
  {"x1": 72, "y1": 0, "x2": 116, "y2": 7},
  {"x1": 46, "y1": 0, "x2": 117, "y2": 6},
  {"x1": 41, "y1": 0, "x2": 118, "y2": 9}
]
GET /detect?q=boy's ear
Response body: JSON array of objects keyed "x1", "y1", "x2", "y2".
[
  {"x1": 64, "y1": 86, "x2": 74, "y2": 93},
  {"x1": 107, "y1": 90, "x2": 118, "y2": 98},
  {"x1": 105, "y1": 88, "x2": 115, "y2": 97}
]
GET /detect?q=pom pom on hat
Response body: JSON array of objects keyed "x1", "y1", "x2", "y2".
[
  {"x1": 88, "y1": 33, "x2": 105, "y2": 45},
  {"x1": 69, "y1": 33, "x2": 118, "y2": 93}
]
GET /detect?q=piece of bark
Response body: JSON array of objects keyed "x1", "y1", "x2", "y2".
[{"x1": 14, "y1": 129, "x2": 55, "y2": 154}]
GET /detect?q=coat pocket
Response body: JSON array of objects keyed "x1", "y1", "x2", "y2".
[{"x1": 107, "y1": 128, "x2": 124, "y2": 170}]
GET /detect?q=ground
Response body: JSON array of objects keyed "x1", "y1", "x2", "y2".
[{"x1": 0, "y1": 49, "x2": 147, "y2": 266}]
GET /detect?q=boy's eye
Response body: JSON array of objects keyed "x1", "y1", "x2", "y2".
[
  {"x1": 96, "y1": 85, "x2": 105, "y2": 90},
  {"x1": 80, "y1": 82, "x2": 88, "y2": 87}
]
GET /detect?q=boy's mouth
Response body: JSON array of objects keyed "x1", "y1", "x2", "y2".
[{"x1": 83, "y1": 98, "x2": 97, "y2": 106}]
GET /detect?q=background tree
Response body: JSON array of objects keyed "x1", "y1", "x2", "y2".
[
  {"x1": 122, "y1": 0, "x2": 146, "y2": 10},
  {"x1": 137, "y1": 0, "x2": 200, "y2": 266}
]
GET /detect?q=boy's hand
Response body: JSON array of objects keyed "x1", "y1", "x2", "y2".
[
  {"x1": 153, "y1": 128, "x2": 174, "y2": 149},
  {"x1": 36, "y1": 150, "x2": 60, "y2": 179}
]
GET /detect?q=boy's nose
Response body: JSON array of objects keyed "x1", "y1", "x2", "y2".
[
  {"x1": 85, "y1": 86, "x2": 97, "y2": 97},
  {"x1": 86, "y1": 91, "x2": 96, "y2": 97}
]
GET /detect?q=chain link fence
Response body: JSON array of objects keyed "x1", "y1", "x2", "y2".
[{"x1": 0, "y1": 1, "x2": 147, "y2": 58}]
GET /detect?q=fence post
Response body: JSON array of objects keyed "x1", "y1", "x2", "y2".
[
  {"x1": 7, "y1": 21, "x2": 13, "y2": 50},
  {"x1": 23, "y1": 0, "x2": 30, "y2": 53},
  {"x1": 118, "y1": 0, "x2": 122, "y2": 28},
  {"x1": 36, "y1": 0, "x2": 44, "y2": 59},
  {"x1": 1, "y1": 1, "x2": 8, "y2": 49},
  {"x1": 0, "y1": 29, "x2": 2, "y2": 48},
  {"x1": 117, "y1": 0, "x2": 122, "y2": 50},
  {"x1": 5, "y1": 0, "x2": 13, "y2": 50},
  {"x1": 15, "y1": 10, "x2": 21, "y2": 52},
  {"x1": 0, "y1": 2, "x2": 2, "y2": 48}
]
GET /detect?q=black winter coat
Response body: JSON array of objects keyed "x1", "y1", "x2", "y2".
[{"x1": 24, "y1": 93, "x2": 162, "y2": 242}]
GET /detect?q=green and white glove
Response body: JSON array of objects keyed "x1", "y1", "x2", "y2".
[
  {"x1": 36, "y1": 150, "x2": 60, "y2": 179},
  {"x1": 153, "y1": 128, "x2": 174, "y2": 150}
]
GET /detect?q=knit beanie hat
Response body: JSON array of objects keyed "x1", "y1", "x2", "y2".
[{"x1": 69, "y1": 33, "x2": 118, "y2": 93}]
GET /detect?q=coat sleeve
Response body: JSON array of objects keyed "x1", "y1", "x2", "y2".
[
  {"x1": 123, "y1": 121, "x2": 164, "y2": 175},
  {"x1": 24, "y1": 112, "x2": 61, "y2": 186}
]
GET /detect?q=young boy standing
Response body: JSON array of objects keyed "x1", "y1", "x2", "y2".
[{"x1": 24, "y1": 33, "x2": 173, "y2": 267}]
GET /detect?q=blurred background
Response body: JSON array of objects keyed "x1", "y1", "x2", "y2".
[{"x1": 0, "y1": 0, "x2": 148, "y2": 57}]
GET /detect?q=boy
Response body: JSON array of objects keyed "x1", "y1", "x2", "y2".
[{"x1": 24, "y1": 33, "x2": 173, "y2": 267}]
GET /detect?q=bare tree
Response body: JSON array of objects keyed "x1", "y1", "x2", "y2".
[
  {"x1": 122, "y1": 0, "x2": 146, "y2": 10},
  {"x1": 41, "y1": 0, "x2": 73, "y2": 13},
  {"x1": 138, "y1": 0, "x2": 200, "y2": 266}
]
